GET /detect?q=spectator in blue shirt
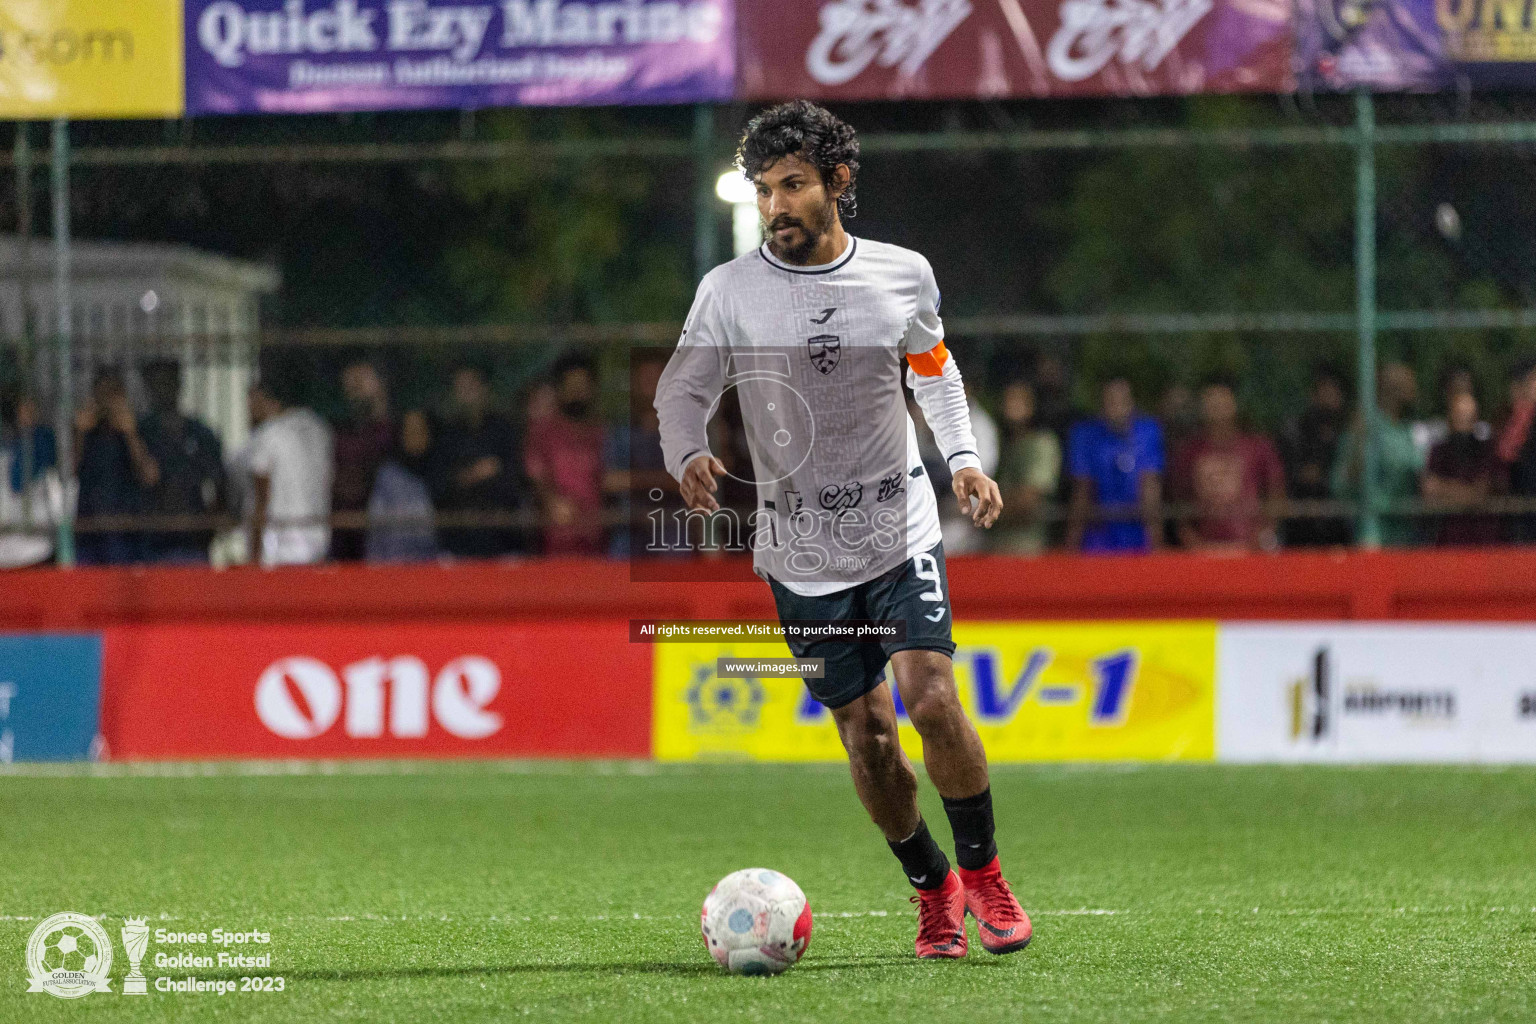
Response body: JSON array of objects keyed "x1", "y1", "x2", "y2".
[
  {"x1": 2, "y1": 390, "x2": 56, "y2": 495},
  {"x1": 366, "y1": 409, "x2": 439, "y2": 563},
  {"x1": 1066, "y1": 377, "x2": 1166, "y2": 553}
]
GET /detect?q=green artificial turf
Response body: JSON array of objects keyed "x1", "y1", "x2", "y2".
[{"x1": 1, "y1": 761, "x2": 1533, "y2": 1023}]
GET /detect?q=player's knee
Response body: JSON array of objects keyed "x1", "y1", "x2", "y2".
[{"x1": 902, "y1": 675, "x2": 962, "y2": 734}]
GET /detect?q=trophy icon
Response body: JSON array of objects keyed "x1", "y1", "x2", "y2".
[{"x1": 120, "y1": 917, "x2": 149, "y2": 995}]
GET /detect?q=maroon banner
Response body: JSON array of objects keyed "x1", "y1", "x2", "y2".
[
  {"x1": 100, "y1": 620, "x2": 651, "y2": 759},
  {"x1": 739, "y1": 0, "x2": 1293, "y2": 100}
]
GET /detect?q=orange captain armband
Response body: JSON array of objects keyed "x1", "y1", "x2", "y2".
[{"x1": 905, "y1": 339, "x2": 949, "y2": 377}]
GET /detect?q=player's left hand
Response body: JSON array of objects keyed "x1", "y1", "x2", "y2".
[{"x1": 951, "y1": 468, "x2": 1003, "y2": 529}]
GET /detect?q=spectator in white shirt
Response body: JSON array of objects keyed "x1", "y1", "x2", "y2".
[{"x1": 246, "y1": 377, "x2": 334, "y2": 567}]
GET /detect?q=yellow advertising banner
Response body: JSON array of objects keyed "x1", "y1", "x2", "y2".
[
  {"x1": 1437, "y1": 0, "x2": 1536, "y2": 62},
  {"x1": 0, "y1": 1, "x2": 183, "y2": 119},
  {"x1": 654, "y1": 621, "x2": 1217, "y2": 763}
]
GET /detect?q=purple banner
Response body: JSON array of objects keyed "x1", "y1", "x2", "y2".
[
  {"x1": 1297, "y1": 0, "x2": 1536, "y2": 90},
  {"x1": 1296, "y1": 0, "x2": 1446, "y2": 90},
  {"x1": 185, "y1": 0, "x2": 735, "y2": 114}
]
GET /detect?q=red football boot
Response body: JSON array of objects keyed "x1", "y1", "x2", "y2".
[
  {"x1": 910, "y1": 870, "x2": 967, "y2": 959},
  {"x1": 958, "y1": 857, "x2": 1032, "y2": 954}
]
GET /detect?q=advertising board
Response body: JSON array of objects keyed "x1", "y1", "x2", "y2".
[
  {"x1": 654, "y1": 621, "x2": 1217, "y2": 762},
  {"x1": 737, "y1": 0, "x2": 1293, "y2": 100},
  {"x1": 183, "y1": 0, "x2": 735, "y2": 114},
  {"x1": 0, "y1": 633, "x2": 102, "y2": 762},
  {"x1": 0, "y1": 1, "x2": 183, "y2": 118},
  {"x1": 100, "y1": 620, "x2": 651, "y2": 758},
  {"x1": 1218, "y1": 623, "x2": 1536, "y2": 762}
]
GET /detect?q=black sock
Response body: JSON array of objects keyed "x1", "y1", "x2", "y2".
[
  {"x1": 887, "y1": 819, "x2": 950, "y2": 890},
  {"x1": 942, "y1": 787, "x2": 998, "y2": 871}
]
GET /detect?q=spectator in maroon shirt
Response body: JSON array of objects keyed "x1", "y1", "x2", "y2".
[
  {"x1": 330, "y1": 360, "x2": 394, "y2": 560},
  {"x1": 1171, "y1": 380, "x2": 1286, "y2": 552},
  {"x1": 1497, "y1": 360, "x2": 1536, "y2": 542},
  {"x1": 526, "y1": 354, "x2": 606, "y2": 556},
  {"x1": 1425, "y1": 388, "x2": 1500, "y2": 546}
]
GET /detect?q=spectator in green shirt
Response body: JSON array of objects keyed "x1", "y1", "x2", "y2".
[
  {"x1": 994, "y1": 379, "x2": 1061, "y2": 555},
  {"x1": 1332, "y1": 362, "x2": 1425, "y2": 547}
]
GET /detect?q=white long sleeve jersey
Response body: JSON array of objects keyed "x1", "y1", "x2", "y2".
[{"x1": 655, "y1": 237, "x2": 982, "y2": 596}]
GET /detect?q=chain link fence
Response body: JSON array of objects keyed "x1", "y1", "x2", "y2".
[{"x1": 1, "y1": 93, "x2": 1534, "y2": 565}]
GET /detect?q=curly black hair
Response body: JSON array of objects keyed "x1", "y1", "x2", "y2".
[{"x1": 736, "y1": 100, "x2": 860, "y2": 220}]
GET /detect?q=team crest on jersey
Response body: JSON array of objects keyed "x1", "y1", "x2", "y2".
[{"x1": 806, "y1": 334, "x2": 841, "y2": 375}]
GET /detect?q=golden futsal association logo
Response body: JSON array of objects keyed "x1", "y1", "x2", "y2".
[{"x1": 25, "y1": 912, "x2": 114, "y2": 999}]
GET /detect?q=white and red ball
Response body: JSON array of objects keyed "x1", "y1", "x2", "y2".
[{"x1": 700, "y1": 868, "x2": 812, "y2": 975}]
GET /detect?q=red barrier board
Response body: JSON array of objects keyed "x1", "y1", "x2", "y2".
[
  {"x1": 100, "y1": 620, "x2": 650, "y2": 760},
  {"x1": 10, "y1": 550, "x2": 1536, "y2": 632}
]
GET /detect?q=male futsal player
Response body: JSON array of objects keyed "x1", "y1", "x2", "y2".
[{"x1": 656, "y1": 101, "x2": 1031, "y2": 958}]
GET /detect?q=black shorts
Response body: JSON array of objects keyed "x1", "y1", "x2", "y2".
[{"x1": 766, "y1": 541, "x2": 956, "y2": 710}]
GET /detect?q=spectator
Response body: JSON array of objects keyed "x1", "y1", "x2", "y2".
[
  {"x1": 1281, "y1": 365, "x2": 1351, "y2": 546},
  {"x1": 1157, "y1": 382, "x2": 1199, "y2": 458},
  {"x1": 247, "y1": 376, "x2": 334, "y2": 567},
  {"x1": 75, "y1": 369, "x2": 156, "y2": 565},
  {"x1": 1066, "y1": 377, "x2": 1165, "y2": 553},
  {"x1": 432, "y1": 364, "x2": 522, "y2": 559},
  {"x1": 525, "y1": 380, "x2": 558, "y2": 425},
  {"x1": 331, "y1": 360, "x2": 394, "y2": 561},
  {"x1": 1332, "y1": 361, "x2": 1425, "y2": 547},
  {"x1": 366, "y1": 409, "x2": 439, "y2": 563},
  {"x1": 1171, "y1": 380, "x2": 1285, "y2": 552},
  {"x1": 992, "y1": 379, "x2": 1060, "y2": 555},
  {"x1": 1424, "y1": 388, "x2": 1499, "y2": 546},
  {"x1": 1031, "y1": 352, "x2": 1076, "y2": 442},
  {"x1": 1155, "y1": 381, "x2": 1198, "y2": 546},
  {"x1": 138, "y1": 360, "x2": 225, "y2": 564},
  {"x1": 526, "y1": 354, "x2": 606, "y2": 556},
  {"x1": 1496, "y1": 360, "x2": 1536, "y2": 541},
  {"x1": 605, "y1": 356, "x2": 679, "y2": 558},
  {"x1": 1413, "y1": 367, "x2": 1488, "y2": 457},
  {"x1": 0, "y1": 390, "x2": 57, "y2": 568},
  {"x1": 2, "y1": 390, "x2": 56, "y2": 501}
]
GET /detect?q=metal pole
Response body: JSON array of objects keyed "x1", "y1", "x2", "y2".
[
  {"x1": 691, "y1": 104, "x2": 716, "y2": 284},
  {"x1": 14, "y1": 124, "x2": 34, "y2": 527},
  {"x1": 51, "y1": 117, "x2": 75, "y2": 567},
  {"x1": 1354, "y1": 90, "x2": 1381, "y2": 549}
]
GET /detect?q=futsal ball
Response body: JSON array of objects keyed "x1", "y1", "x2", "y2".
[{"x1": 700, "y1": 868, "x2": 812, "y2": 975}]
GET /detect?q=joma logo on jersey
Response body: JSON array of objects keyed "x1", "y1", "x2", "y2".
[{"x1": 807, "y1": 334, "x2": 840, "y2": 374}]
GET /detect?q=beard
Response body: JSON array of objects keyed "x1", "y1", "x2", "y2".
[{"x1": 765, "y1": 198, "x2": 837, "y2": 265}]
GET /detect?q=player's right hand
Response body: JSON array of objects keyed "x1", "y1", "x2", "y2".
[{"x1": 680, "y1": 454, "x2": 727, "y2": 512}]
